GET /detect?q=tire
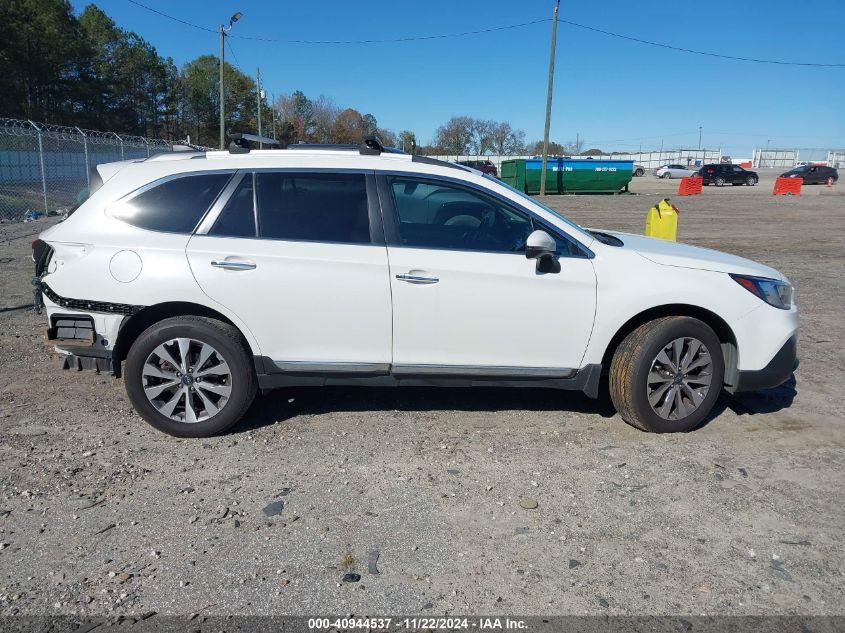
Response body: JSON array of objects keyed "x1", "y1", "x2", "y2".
[
  {"x1": 714, "y1": 176, "x2": 725, "y2": 186},
  {"x1": 746, "y1": 176, "x2": 757, "y2": 186},
  {"x1": 635, "y1": 168, "x2": 644, "y2": 177},
  {"x1": 661, "y1": 172, "x2": 671, "y2": 179},
  {"x1": 124, "y1": 316, "x2": 257, "y2": 437},
  {"x1": 609, "y1": 316, "x2": 724, "y2": 433}
]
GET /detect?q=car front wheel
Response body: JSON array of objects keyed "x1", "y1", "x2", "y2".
[
  {"x1": 124, "y1": 316, "x2": 257, "y2": 437},
  {"x1": 609, "y1": 316, "x2": 724, "y2": 433},
  {"x1": 746, "y1": 176, "x2": 758, "y2": 186}
]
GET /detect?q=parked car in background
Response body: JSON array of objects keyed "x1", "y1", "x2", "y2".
[
  {"x1": 781, "y1": 165, "x2": 838, "y2": 185},
  {"x1": 632, "y1": 164, "x2": 645, "y2": 177},
  {"x1": 699, "y1": 164, "x2": 759, "y2": 186},
  {"x1": 653, "y1": 164, "x2": 697, "y2": 179},
  {"x1": 456, "y1": 159, "x2": 498, "y2": 178}
]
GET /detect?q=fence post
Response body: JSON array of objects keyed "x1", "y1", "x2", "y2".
[
  {"x1": 114, "y1": 133, "x2": 124, "y2": 160},
  {"x1": 143, "y1": 137, "x2": 150, "y2": 158},
  {"x1": 76, "y1": 127, "x2": 90, "y2": 189},
  {"x1": 30, "y1": 120, "x2": 49, "y2": 215}
]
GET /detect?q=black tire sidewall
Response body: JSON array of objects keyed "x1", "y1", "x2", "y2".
[
  {"x1": 628, "y1": 319, "x2": 724, "y2": 433},
  {"x1": 125, "y1": 319, "x2": 255, "y2": 437}
]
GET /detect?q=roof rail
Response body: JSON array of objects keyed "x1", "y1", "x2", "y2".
[
  {"x1": 287, "y1": 142, "x2": 360, "y2": 152},
  {"x1": 228, "y1": 132, "x2": 282, "y2": 154},
  {"x1": 286, "y1": 136, "x2": 406, "y2": 156}
]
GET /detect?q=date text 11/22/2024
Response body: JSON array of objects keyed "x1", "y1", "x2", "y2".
[{"x1": 307, "y1": 616, "x2": 528, "y2": 630}]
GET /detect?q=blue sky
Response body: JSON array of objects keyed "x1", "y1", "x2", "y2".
[{"x1": 79, "y1": 1, "x2": 844, "y2": 157}]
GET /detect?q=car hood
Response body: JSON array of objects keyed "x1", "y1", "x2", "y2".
[{"x1": 600, "y1": 231, "x2": 784, "y2": 280}]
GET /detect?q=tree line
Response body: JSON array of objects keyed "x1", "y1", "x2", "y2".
[{"x1": 0, "y1": 0, "x2": 585, "y2": 155}]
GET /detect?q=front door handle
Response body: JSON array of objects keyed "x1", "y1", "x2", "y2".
[
  {"x1": 396, "y1": 273, "x2": 439, "y2": 284},
  {"x1": 211, "y1": 260, "x2": 257, "y2": 271}
]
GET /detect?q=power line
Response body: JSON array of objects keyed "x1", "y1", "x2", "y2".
[
  {"x1": 234, "y1": 18, "x2": 550, "y2": 44},
  {"x1": 126, "y1": 1, "x2": 548, "y2": 43},
  {"x1": 125, "y1": 0, "x2": 844, "y2": 66},
  {"x1": 225, "y1": 37, "x2": 241, "y2": 69},
  {"x1": 556, "y1": 18, "x2": 845, "y2": 67},
  {"x1": 126, "y1": 0, "x2": 215, "y2": 33}
]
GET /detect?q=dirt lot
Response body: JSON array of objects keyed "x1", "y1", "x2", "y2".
[{"x1": 0, "y1": 170, "x2": 843, "y2": 619}]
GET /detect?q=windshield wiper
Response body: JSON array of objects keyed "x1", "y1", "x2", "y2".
[{"x1": 588, "y1": 230, "x2": 624, "y2": 247}]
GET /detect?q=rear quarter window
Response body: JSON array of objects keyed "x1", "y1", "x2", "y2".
[{"x1": 109, "y1": 173, "x2": 231, "y2": 233}]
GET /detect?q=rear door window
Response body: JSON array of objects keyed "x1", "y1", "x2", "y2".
[
  {"x1": 209, "y1": 175, "x2": 256, "y2": 238},
  {"x1": 110, "y1": 173, "x2": 231, "y2": 233},
  {"x1": 255, "y1": 172, "x2": 371, "y2": 244}
]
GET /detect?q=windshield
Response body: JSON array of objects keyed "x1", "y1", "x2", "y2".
[{"x1": 484, "y1": 174, "x2": 594, "y2": 241}]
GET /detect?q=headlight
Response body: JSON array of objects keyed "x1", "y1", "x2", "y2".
[{"x1": 730, "y1": 274, "x2": 793, "y2": 309}]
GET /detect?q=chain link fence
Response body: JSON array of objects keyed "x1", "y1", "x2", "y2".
[{"x1": 0, "y1": 118, "x2": 184, "y2": 222}]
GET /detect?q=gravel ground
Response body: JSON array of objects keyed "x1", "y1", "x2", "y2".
[{"x1": 0, "y1": 170, "x2": 843, "y2": 619}]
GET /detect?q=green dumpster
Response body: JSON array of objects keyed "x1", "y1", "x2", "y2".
[
  {"x1": 501, "y1": 158, "x2": 562, "y2": 194},
  {"x1": 501, "y1": 158, "x2": 633, "y2": 194}
]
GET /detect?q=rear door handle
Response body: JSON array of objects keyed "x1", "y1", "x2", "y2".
[
  {"x1": 211, "y1": 260, "x2": 257, "y2": 271},
  {"x1": 396, "y1": 273, "x2": 439, "y2": 284}
]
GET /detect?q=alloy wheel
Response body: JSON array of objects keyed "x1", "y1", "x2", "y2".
[
  {"x1": 646, "y1": 337, "x2": 713, "y2": 421},
  {"x1": 141, "y1": 338, "x2": 232, "y2": 423}
]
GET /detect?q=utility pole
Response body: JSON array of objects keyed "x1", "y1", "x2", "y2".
[
  {"x1": 256, "y1": 68, "x2": 262, "y2": 148},
  {"x1": 539, "y1": 0, "x2": 560, "y2": 196},
  {"x1": 219, "y1": 12, "x2": 242, "y2": 150},
  {"x1": 219, "y1": 26, "x2": 225, "y2": 150},
  {"x1": 271, "y1": 92, "x2": 276, "y2": 140},
  {"x1": 698, "y1": 126, "x2": 702, "y2": 150}
]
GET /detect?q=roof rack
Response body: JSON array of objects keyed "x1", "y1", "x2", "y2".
[
  {"x1": 286, "y1": 136, "x2": 405, "y2": 156},
  {"x1": 228, "y1": 132, "x2": 282, "y2": 154}
]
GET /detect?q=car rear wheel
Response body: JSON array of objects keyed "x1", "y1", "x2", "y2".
[
  {"x1": 634, "y1": 168, "x2": 644, "y2": 177},
  {"x1": 124, "y1": 316, "x2": 257, "y2": 437},
  {"x1": 714, "y1": 176, "x2": 725, "y2": 186},
  {"x1": 609, "y1": 316, "x2": 724, "y2": 433},
  {"x1": 661, "y1": 172, "x2": 671, "y2": 179}
]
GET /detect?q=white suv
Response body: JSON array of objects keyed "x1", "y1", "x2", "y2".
[{"x1": 33, "y1": 140, "x2": 798, "y2": 437}]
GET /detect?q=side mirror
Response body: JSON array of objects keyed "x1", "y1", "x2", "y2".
[{"x1": 525, "y1": 229, "x2": 556, "y2": 260}]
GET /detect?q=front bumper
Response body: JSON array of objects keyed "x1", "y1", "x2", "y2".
[{"x1": 735, "y1": 335, "x2": 798, "y2": 392}]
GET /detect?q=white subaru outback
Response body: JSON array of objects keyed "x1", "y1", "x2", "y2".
[{"x1": 32, "y1": 139, "x2": 798, "y2": 437}]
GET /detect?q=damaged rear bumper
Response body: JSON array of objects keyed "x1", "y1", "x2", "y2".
[
  {"x1": 61, "y1": 353, "x2": 112, "y2": 373},
  {"x1": 46, "y1": 313, "x2": 117, "y2": 375}
]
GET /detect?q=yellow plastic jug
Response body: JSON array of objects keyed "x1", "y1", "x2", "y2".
[{"x1": 645, "y1": 198, "x2": 679, "y2": 241}]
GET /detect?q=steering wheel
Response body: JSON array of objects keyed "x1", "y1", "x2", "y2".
[{"x1": 464, "y1": 209, "x2": 496, "y2": 247}]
